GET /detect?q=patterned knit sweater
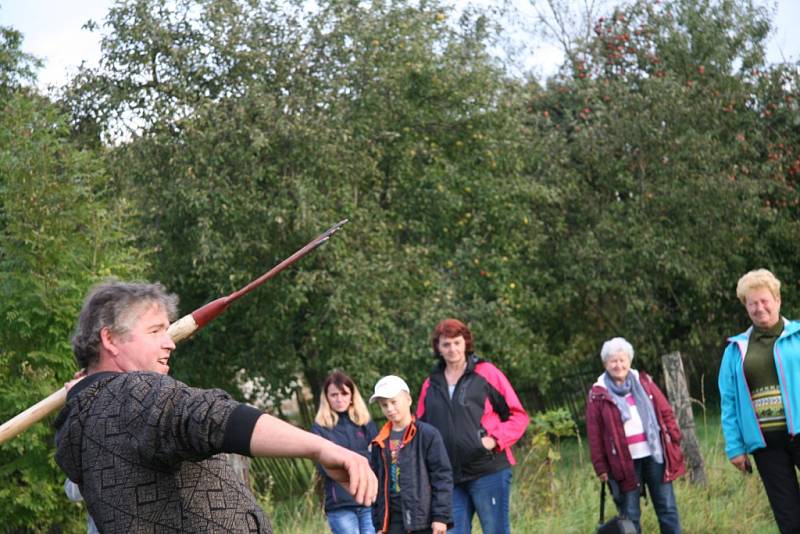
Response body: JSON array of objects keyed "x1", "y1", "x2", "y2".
[{"x1": 54, "y1": 371, "x2": 271, "y2": 533}]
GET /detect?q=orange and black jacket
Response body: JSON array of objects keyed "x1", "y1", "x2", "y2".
[{"x1": 370, "y1": 418, "x2": 453, "y2": 532}]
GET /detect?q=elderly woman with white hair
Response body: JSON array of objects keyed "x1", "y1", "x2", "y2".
[
  {"x1": 719, "y1": 269, "x2": 800, "y2": 533},
  {"x1": 586, "y1": 337, "x2": 685, "y2": 534}
]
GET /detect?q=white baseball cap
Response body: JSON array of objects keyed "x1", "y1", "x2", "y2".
[{"x1": 369, "y1": 375, "x2": 410, "y2": 403}]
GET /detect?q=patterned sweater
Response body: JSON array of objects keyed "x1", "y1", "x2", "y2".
[{"x1": 54, "y1": 371, "x2": 271, "y2": 533}]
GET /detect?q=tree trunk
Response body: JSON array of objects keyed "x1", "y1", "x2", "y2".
[{"x1": 661, "y1": 351, "x2": 707, "y2": 485}]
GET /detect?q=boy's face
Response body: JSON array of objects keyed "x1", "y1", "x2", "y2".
[{"x1": 377, "y1": 392, "x2": 412, "y2": 427}]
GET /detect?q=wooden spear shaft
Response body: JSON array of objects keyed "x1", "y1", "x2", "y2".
[{"x1": 0, "y1": 219, "x2": 348, "y2": 445}]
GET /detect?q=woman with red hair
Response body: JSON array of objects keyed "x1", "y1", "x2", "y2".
[{"x1": 416, "y1": 319, "x2": 529, "y2": 534}]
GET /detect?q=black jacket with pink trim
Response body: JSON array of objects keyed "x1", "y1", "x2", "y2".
[{"x1": 416, "y1": 355, "x2": 529, "y2": 484}]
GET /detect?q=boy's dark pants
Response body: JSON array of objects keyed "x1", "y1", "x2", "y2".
[{"x1": 386, "y1": 501, "x2": 432, "y2": 534}]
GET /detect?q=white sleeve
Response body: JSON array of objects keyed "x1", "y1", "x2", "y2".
[{"x1": 64, "y1": 479, "x2": 83, "y2": 502}]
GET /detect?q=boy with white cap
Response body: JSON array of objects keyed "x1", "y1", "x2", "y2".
[{"x1": 369, "y1": 375, "x2": 453, "y2": 534}]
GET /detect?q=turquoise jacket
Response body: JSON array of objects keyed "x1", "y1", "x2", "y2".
[{"x1": 719, "y1": 318, "x2": 800, "y2": 459}]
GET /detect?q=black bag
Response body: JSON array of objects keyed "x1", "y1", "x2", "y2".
[{"x1": 596, "y1": 481, "x2": 637, "y2": 534}]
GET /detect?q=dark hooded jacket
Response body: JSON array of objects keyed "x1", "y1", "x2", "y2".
[
  {"x1": 370, "y1": 418, "x2": 453, "y2": 532},
  {"x1": 311, "y1": 413, "x2": 377, "y2": 512}
]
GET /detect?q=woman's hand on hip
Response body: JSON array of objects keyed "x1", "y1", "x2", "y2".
[{"x1": 481, "y1": 435, "x2": 497, "y2": 451}]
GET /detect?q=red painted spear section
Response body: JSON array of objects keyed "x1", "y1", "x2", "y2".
[
  {"x1": 191, "y1": 297, "x2": 231, "y2": 329},
  {"x1": 190, "y1": 218, "x2": 348, "y2": 330}
]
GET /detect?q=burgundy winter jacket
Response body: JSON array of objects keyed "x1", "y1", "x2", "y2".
[{"x1": 586, "y1": 370, "x2": 686, "y2": 492}]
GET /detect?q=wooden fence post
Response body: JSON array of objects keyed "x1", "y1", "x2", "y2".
[
  {"x1": 226, "y1": 453, "x2": 252, "y2": 489},
  {"x1": 661, "y1": 351, "x2": 707, "y2": 485}
]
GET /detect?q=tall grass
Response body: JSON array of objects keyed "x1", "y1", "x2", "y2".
[
  {"x1": 514, "y1": 413, "x2": 777, "y2": 533},
  {"x1": 264, "y1": 413, "x2": 778, "y2": 533}
]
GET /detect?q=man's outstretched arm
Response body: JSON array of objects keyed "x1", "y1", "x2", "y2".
[{"x1": 249, "y1": 414, "x2": 377, "y2": 506}]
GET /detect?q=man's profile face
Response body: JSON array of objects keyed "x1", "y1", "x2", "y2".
[{"x1": 111, "y1": 303, "x2": 175, "y2": 374}]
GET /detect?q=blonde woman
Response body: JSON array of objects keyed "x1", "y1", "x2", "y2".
[
  {"x1": 720, "y1": 269, "x2": 800, "y2": 533},
  {"x1": 312, "y1": 371, "x2": 378, "y2": 534}
]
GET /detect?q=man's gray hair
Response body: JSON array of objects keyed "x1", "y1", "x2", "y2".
[
  {"x1": 600, "y1": 337, "x2": 635, "y2": 363},
  {"x1": 72, "y1": 281, "x2": 179, "y2": 369}
]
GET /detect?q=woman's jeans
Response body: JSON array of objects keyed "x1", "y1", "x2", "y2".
[
  {"x1": 326, "y1": 506, "x2": 375, "y2": 534},
  {"x1": 450, "y1": 467, "x2": 512, "y2": 534},
  {"x1": 616, "y1": 456, "x2": 681, "y2": 534}
]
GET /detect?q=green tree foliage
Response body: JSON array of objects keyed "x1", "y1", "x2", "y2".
[
  {"x1": 0, "y1": 24, "x2": 40, "y2": 92},
  {"x1": 524, "y1": 0, "x2": 800, "y2": 388},
  {"x1": 0, "y1": 35, "x2": 147, "y2": 530},
  {"x1": 63, "y1": 0, "x2": 800, "y2": 406},
  {"x1": 3, "y1": 0, "x2": 800, "y2": 527},
  {"x1": 66, "y1": 0, "x2": 553, "y2": 405}
]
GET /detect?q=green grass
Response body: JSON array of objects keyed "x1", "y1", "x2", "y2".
[
  {"x1": 512, "y1": 412, "x2": 777, "y2": 533},
  {"x1": 265, "y1": 412, "x2": 778, "y2": 533}
]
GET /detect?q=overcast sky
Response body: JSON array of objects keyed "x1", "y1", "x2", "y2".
[{"x1": 2, "y1": 0, "x2": 798, "y2": 90}]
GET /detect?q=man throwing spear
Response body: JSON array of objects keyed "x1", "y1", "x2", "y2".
[{"x1": 54, "y1": 280, "x2": 377, "y2": 533}]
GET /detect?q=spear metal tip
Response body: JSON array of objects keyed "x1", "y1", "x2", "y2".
[{"x1": 324, "y1": 219, "x2": 349, "y2": 238}]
